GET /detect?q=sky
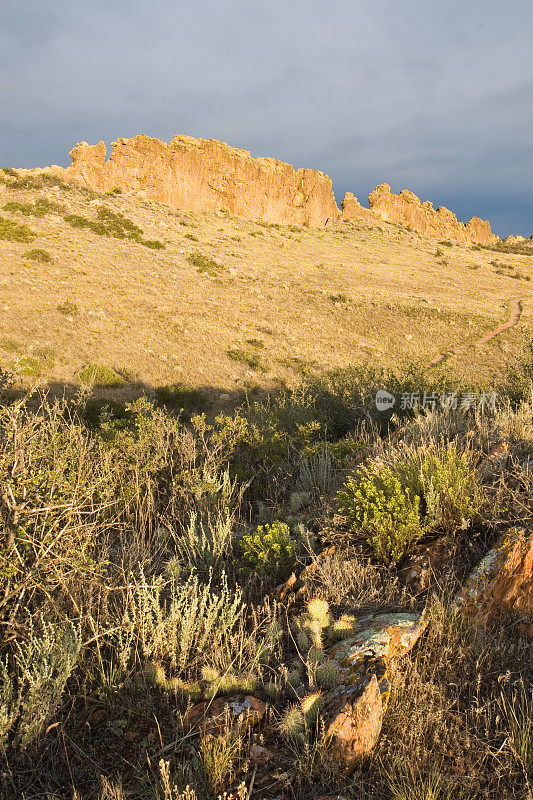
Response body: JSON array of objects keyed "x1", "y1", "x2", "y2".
[{"x1": 1, "y1": 0, "x2": 532, "y2": 236}]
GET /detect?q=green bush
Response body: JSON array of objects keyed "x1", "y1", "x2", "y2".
[
  {"x1": 57, "y1": 300, "x2": 78, "y2": 316},
  {"x1": 95, "y1": 206, "x2": 143, "y2": 239},
  {"x1": 154, "y1": 383, "x2": 208, "y2": 420},
  {"x1": 24, "y1": 248, "x2": 53, "y2": 263},
  {"x1": 338, "y1": 443, "x2": 480, "y2": 563},
  {"x1": 3, "y1": 201, "x2": 48, "y2": 218},
  {"x1": 9, "y1": 174, "x2": 66, "y2": 191},
  {"x1": 338, "y1": 464, "x2": 423, "y2": 564},
  {"x1": 141, "y1": 238, "x2": 165, "y2": 249},
  {"x1": 240, "y1": 520, "x2": 297, "y2": 582},
  {"x1": 187, "y1": 251, "x2": 225, "y2": 275},
  {"x1": 0, "y1": 619, "x2": 81, "y2": 750},
  {"x1": 0, "y1": 216, "x2": 36, "y2": 243},
  {"x1": 0, "y1": 337, "x2": 22, "y2": 353},
  {"x1": 227, "y1": 348, "x2": 263, "y2": 370},
  {"x1": 397, "y1": 444, "x2": 480, "y2": 533},
  {"x1": 83, "y1": 397, "x2": 130, "y2": 429},
  {"x1": 76, "y1": 364, "x2": 125, "y2": 387},
  {"x1": 64, "y1": 213, "x2": 107, "y2": 235}
]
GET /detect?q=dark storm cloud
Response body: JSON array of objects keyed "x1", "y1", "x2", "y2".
[{"x1": 1, "y1": 0, "x2": 532, "y2": 235}]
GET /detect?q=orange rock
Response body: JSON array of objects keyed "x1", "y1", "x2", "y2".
[
  {"x1": 367, "y1": 182, "x2": 497, "y2": 245},
  {"x1": 323, "y1": 674, "x2": 382, "y2": 771},
  {"x1": 181, "y1": 694, "x2": 266, "y2": 737},
  {"x1": 65, "y1": 134, "x2": 339, "y2": 226},
  {"x1": 341, "y1": 192, "x2": 377, "y2": 222},
  {"x1": 456, "y1": 528, "x2": 533, "y2": 630}
]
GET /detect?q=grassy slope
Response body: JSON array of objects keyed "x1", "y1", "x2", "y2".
[
  {"x1": 0, "y1": 174, "x2": 531, "y2": 395},
  {"x1": 0, "y1": 171, "x2": 532, "y2": 800}
]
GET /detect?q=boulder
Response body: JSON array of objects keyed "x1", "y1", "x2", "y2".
[
  {"x1": 319, "y1": 611, "x2": 427, "y2": 770},
  {"x1": 456, "y1": 528, "x2": 533, "y2": 630},
  {"x1": 323, "y1": 674, "x2": 382, "y2": 771}
]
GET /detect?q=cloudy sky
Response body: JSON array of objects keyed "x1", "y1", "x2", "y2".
[{"x1": 1, "y1": 0, "x2": 532, "y2": 235}]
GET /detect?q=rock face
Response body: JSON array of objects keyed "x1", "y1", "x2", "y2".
[
  {"x1": 366, "y1": 183, "x2": 497, "y2": 245},
  {"x1": 456, "y1": 528, "x2": 533, "y2": 630},
  {"x1": 53, "y1": 133, "x2": 498, "y2": 241},
  {"x1": 341, "y1": 192, "x2": 377, "y2": 223},
  {"x1": 65, "y1": 135, "x2": 339, "y2": 226}
]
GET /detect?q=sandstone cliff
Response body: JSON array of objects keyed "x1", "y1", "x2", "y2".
[
  {"x1": 59, "y1": 133, "x2": 497, "y2": 243},
  {"x1": 365, "y1": 183, "x2": 497, "y2": 245},
  {"x1": 65, "y1": 135, "x2": 339, "y2": 226}
]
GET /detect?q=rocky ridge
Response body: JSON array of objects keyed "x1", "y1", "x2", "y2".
[{"x1": 30, "y1": 134, "x2": 497, "y2": 244}]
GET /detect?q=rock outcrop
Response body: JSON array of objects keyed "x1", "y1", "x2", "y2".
[
  {"x1": 456, "y1": 528, "x2": 533, "y2": 632},
  {"x1": 65, "y1": 135, "x2": 339, "y2": 226},
  {"x1": 321, "y1": 611, "x2": 427, "y2": 771},
  {"x1": 365, "y1": 183, "x2": 497, "y2": 245},
  {"x1": 46, "y1": 133, "x2": 497, "y2": 242},
  {"x1": 340, "y1": 192, "x2": 377, "y2": 223}
]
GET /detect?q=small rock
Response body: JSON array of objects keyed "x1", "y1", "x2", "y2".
[
  {"x1": 181, "y1": 694, "x2": 266, "y2": 737},
  {"x1": 323, "y1": 674, "x2": 382, "y2": 771},
  {"x1": 249, "y1": 744, "x2": 273, "y2": 765}
]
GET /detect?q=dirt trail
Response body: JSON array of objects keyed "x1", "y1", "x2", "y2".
[{"x1": 427, "y1": 298, "x2": 524, "y2": 368}]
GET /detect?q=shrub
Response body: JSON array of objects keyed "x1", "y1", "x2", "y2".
[
  {"x1": 64, "y1": 213, "x2": 107, "y2": 235},
  {"x1": 76, "y1": 364, "x2": 125, "y2": 387},
  {"x1": 338, "y1": 464, "x2": 423, "y2": 564},
  {"x1": 141, "y1": 238, "x2": 165, "y2": 249},
  {"x1": 95, "y1": 206, "x2": 143, "y2": 239},
  {"x1": 24, "y1": 248, "x2": 53, "y2": 263},
  {"x1": 3, "y1": 201, "x2": 47, "y2": 217},
  {"x1": 0, "y1": 619, "x2": 81, "y2": 750},
  {"x1": 240, "y1": 520, "x2": 297, "y2": 582},
  {"x1": 227, "y1": 348, "x2": 263, "y2": 371},
  {"x1": 438, "y1": 240, "x2": 453, "y2": 247},
  {"x1": 83, "y1": 397, "x2": 130, "y2": 429},
  {"x1": 10, "y1": 174, "x2": 66, "y2": 191},
  {"x1": 0, "y1": 216, "x2": 36, "y2": 243},
  {"x1": 0, "y1": 337, "x2": 21, "y2": 353},
  {"x1": 397, "y1": 444, "x2": 480, "y2": 533},
  {"x1": 57, "y1": 300, "x2": 78, "y2": 316},
  {"x1": 187, "y1": 251, "x2": 224, "y2": 275},
  {"x1": 14, "y1": 356, "x2": 43, "y2": 377},
  {"x1": 154, "y1": 383, "x2": 208, "y2": 420}
]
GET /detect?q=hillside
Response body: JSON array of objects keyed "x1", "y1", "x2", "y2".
[
  {"x1": 0, "y1": 163, "x2": 532, "y2": 800},
  {"x1": 0, "y1": 168, "x2": 531, "y2": 402}
]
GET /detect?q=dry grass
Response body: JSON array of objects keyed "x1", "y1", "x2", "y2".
[
  {"x1": 0, "y1": 178, "x2": 531, "y2": 395},
  {"x1": 0, "y1": 174, "x2": 532, "y2": 800}
]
